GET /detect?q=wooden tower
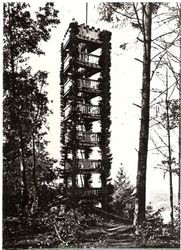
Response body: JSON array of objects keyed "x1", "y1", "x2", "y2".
[{"x1": 60, "y1": 21, "x2": 112, "y2": 210}]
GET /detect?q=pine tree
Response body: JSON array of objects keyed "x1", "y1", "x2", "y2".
[{"x1": 112, "y1": 165, "x2": 135, "y2": 222}]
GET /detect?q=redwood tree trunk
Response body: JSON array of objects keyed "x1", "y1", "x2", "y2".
[{"x1": 134, "y1": 3, "x2": 152, "y2": 226}]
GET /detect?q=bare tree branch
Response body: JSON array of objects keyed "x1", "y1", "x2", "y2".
[
  {"x1": 133, "y1": 103, "x2": 141, "y2": 108},
  {"x1": 150, "y1": 82, "x2": 177, "y2": 106},
  {"x1": 153, "y1": 129, "x2": 168, "y2": 148},
  {"x1": 150, "y1": 137, "x2": 168, "y2": 158},
  {"x1": 152, "y1": 30, "x2": 176, "y2": 42},
  {"x1": 134, "y1": 58, "x2": 143, "y2": 63},
  {"x1": 133, "y1": 3, "x2": 144, "y2": 36}
]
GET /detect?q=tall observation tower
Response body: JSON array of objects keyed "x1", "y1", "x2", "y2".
[{"x1": 60, "y1": 21, "x2": 112, "y2": 210}]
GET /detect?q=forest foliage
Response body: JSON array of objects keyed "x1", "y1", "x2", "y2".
[{"x1": 3, "y1": 2, "x2": 60, "y2": 216}]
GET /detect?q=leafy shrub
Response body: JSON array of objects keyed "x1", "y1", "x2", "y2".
[
  {"x1": 29, "y1": 206, "x2": 104, "y2": 247},
  {"x1": 32, "y1": 207, "x2": 83, "y2": 246},
  {"x1": 173, "y1": 205, "x2": 180, "y2": 238},
  {"x1": 136, "y1": 203, "x2": 165, "y2": 246},
  {"x1": 79, "y1": 212, "x2": 104, "y2": 227},
  {"x1": 161, "y1": 205, "x2": 180, "y2": 240},
  {"x1": 136, "y1": 204, "x2": 180, "y2": 247},
  {"x1": 4, "y1": 203, "x2": 106, "y2": 248}
]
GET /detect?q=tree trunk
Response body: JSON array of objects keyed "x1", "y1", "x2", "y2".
[
  {"x1": 8, "y1": 4, "x2": 28, "y2": 210},
  {"x1": 102, "y1": 175, "x2": 108, "y2": 213},
  {"x1": 71, "y1": 148, "x2": 78, "y2": 209},
  {"x1": 178, "y1": 3, "x2": 181, "y2": 211},
  {"x1": 134, "y1": 3, "x2": 152, "y2": 226},
  {"x1": 32, "y1": 133, "x2": 41, "y2": 208},
  {"x1": 165, "y1": 68, "x2": 174, "y2": 232},
  {"x1": 19, "y1": 129, "x2": 28, "y2": 210}
]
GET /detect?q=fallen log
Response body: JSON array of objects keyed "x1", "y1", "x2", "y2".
[{"x1": 107, "y1": 225, "x2": 134, "y2": 233}]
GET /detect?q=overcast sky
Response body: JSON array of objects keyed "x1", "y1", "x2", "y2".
[{"x1": 27, "y1": 1, "x2": 179, "y2": 213}]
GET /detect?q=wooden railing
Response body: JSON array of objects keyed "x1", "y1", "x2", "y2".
[
  {"x1": 78, "y1": 159, "x2": 101, "y2": 169},
  {"x1": 64, "y1": 105, "x2": 71, "y2": 119},
  {"x1": 64, "y1": 55, "x2": 71, "y2": 71},
  {"x1": 77, "y1": 103, "x2": 100, "y2": 116},
  {"x1": 63, "y1": 53, "x2": 100, "y2": 73},
  {"x1": 77, "y1": 132, "x2": 100, "y2": 144},
  {"x1": 65, "y1": 131, "x2": 100, "y2": 145},
  {"x1": 78, "y1": 78, "x2": 100, "y2": 91},
  {"x1": 64, "y1": 78, "x2": 73, "y2": 95},
  {"x1": 64, "y1": 103, "x2": 100, "y2": 119},
  {"x1": 64, "y1": 78, "x2": 100, "y2": 96},
  {"x1": 65, "y1": 159, "x2": 101, "y2": 171},
  {"x1": 67, "y1": 188, "x2": 101, "y2": 197},
  {"x1": 78, "y1": 52, "x2": 99, "y2": 65},
  {"x1": 63, "y1": 29, "x2": 70, "y2": 49},
  {"x1": 76, "y1": 188, "x2": 101, "y2": 197}
]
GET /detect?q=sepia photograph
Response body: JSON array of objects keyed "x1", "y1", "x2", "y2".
[{"x1": 3, "y1": 1, "x2": 181, "y2": 248}]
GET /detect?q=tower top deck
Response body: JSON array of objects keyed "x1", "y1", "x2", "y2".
[{"x1": 62, "y1": 21, "x2": 111, "y2": 50}]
